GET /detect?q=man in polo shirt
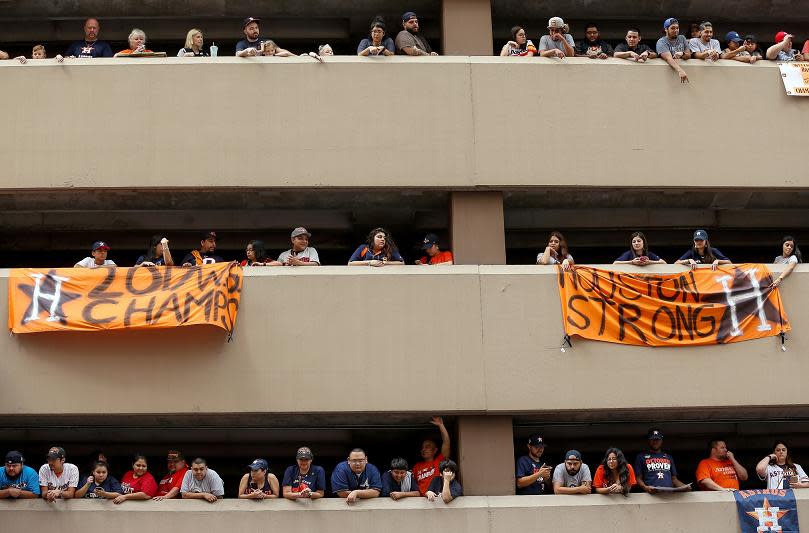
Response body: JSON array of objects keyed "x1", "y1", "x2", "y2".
[
  {"x1": 696, "y1": 439, "x2": 748, "y2": 491},
  {"x1": 634, "y1": 429, "x2": 690, "y2": 493},
  {"x1": 39, "y1": 447, "x2": 79, "y2": 501},
  {"x1": 413, "y1": 416, "x2": 451, "y2": 495},
  {"x1": 516, "y1": 434, "x2": 553, "y2": 495},
  {"x1": 331, "y1": 448, "x2": 382, "y2": 504},
  {"x1": 416, "y1": 234, "x2": 454, "y2": 265},
  {"x1": 688, "y1": 22, "x2": 721, "y2": 61},
  {"x1": 181, "y1": 231, "x2": 224, "y2": 266},
  {"x1": 0, "y1": 451, "x2": 40, "y2": 498},
  {"x1": 75, "y1": 241, "x2": 116, "y2": 268},
  {"x1": 278, "y1": 227, "x2": 321, "y2": 266},
  {"x1": 154, "y1": 450, "x2": 188, "y2": 500},
  {"x1": 656, "y1": 18, "x2": 691, "y2": 83},
  {"x1": 552, "y1": 450, "x2": 592, "y2": 494},
  {"x1": 396, "y1": 12, "x2": 438, "y2": 56},
  {"x1": 181, "y1": 458, "x2": 224, "y2": 502},
  {"x1": 65, "y1": 18, "x2": 113, "y2": 58}
]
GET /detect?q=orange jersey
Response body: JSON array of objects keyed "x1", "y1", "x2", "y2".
[
  {"x1": 592, "y1": 464, "x2": 636, "y2": 489},
  {"x1": 413, "y1": 454, "x2": 444, "y2": 495},
  {"x1": 418, "y1": 251, "x2": 454, "y2": 265},
  {"x1": 696, "y1": 458, "x2": 739, "y2": 490}
]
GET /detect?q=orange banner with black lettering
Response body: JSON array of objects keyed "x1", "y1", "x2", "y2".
[
  {"x1": 8, "y1": 263, "x2": 242, "y2": 335},
  {"x1": 557, "y1": 264, "x2": 790, "y2": 347}
]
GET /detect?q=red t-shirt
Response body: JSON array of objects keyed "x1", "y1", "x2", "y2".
[
  {"x1": 120, "y1": 471, "x2": 158, "y2": 497},
  {"x1": 413, "y1": 454, "x2": 444, "y2": 495},
  {"x1": 696, "y1": 458, "x2": 739, "y2": 490},
  {"x1": 592, "y1": 464, "x2": 637, "y2": 489},
  {"x1": 418, "y1": 251, "x2": 454, "y2": 265},
  {"x1": 157, "y1": 467, "x2": 188, "y2": 497}
]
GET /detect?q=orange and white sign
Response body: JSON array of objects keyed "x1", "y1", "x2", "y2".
[
  {"x1": 779, "y1": 62, "x2": 809, "y2": 96},
  {"x1": 8, "y1": 263, "x2": 242, "y2": 335}
]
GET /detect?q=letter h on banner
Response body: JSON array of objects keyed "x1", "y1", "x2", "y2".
[
  {"x1": 716, "y1": 268, "x2": 772, "y2": 337},
  {"x1": 25, "y1": 273, "x2": 69, "y2": 323}
]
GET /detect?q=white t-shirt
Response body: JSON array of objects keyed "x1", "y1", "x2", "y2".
[
  {"x1": 38, "y1": 463, "x2": 80, "y2": 490},
  {"x1": 277, "y1": 247, "x2": 320, "y2": 265},
  {"x1": 759, "y1": 463, "x2": 808, "y2": 489},
  {"x1": 75, "y1": 257, "x2": 116, "y2": 268},
  {"x1": 774, "y1": 255, "x2": 798, "y2": 265}
]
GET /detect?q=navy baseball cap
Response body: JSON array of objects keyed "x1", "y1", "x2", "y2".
[
  {"x1": 565, "y1": 450, "x2": 582, "y2": 461},
  {"x1": 201, "y1": 231, "x2": 217, "y2": 241},
  {"x1": 248, "y1": 458, "x2": 268, "y2": 470},
  {"x1": 402, "y1": 11, "x2": 417, "y2": 22},
  {"x1": 725, "y1": 31, "x2": 742, "y2": 43},
  {"x1": 647, "y1": 428, "x2": 665, "y2": 440},
  {"x1": 91, "y1": 240, "x2": 110, "y2": 251},
  {"x1": 693, "y1": 229, "x2": 708, "y2": 241},
  {"x1": 5, "y1": 451, "x2": 24, "y2": 464},
  {"x1": 528, "y1": 434, "x2": 545, "y2": 447},
  {"x1": 663, "y1": 18, "x2": 679, "y2": 29},
  {"x1": 422, "y1": 233, "x2": 439, "y2": 250},
  {"x1": 243, "y1": 17, "x2": 260, "y2": 28}
]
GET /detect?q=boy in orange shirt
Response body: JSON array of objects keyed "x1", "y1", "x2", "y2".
[
  {"x1": 416, "y1": 234, "x2": 454, "y2": 265},
  {"x1": 696, "y1": 439, "x2": 748, "y2": 491}
]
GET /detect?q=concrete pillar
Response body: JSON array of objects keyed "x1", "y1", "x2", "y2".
[
  {"x1": 450, "y1": 191, "x2": 506, "y2": 265},
  {"x1": 441, "y1": 0, "x2": 493, "y2": 55},
  {"x1": 457, "y1": 415, "x2": 514, "y2": 495}
]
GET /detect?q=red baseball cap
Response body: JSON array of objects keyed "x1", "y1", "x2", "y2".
[{"x1": 775, "y1": 31, "x2": 788, "y2": 43}]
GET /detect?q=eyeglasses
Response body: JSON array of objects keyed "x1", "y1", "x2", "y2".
[{"x1": 348, "y1": 459, "x2": 367, "y2": 464}]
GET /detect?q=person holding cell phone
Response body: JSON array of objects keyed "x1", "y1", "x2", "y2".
[
  {"x1": 75, "y1": 461, "x2": 122, "y2": 499},
  {"x1": 614, "y1": 232, "x2": 666, "y2": 266},
  {"x1": 114, "y1": 28, "x2": 153, "y2": 57},
  {"x1": 516, "y1": 434, "x2": 553, "y2": 495},
  {"x1": 756, "y1": 441, "x2": 809, "y2": 490}
]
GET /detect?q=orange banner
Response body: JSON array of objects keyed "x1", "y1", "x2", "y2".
[
  {"x1": 557, "y1": 264, "x2": 790, "y2": 347},
  {"x1": 8, "y1": 263, "x2": 242, "y2": 335}
]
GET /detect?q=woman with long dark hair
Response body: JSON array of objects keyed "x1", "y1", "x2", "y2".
[
  {"x1": 113, "y1": 454, "x2": 158, "y2": 504},
  {"x1": 500, "y1": 26, "x2": 536, "y2": 56},
  {"x1": 756, "y1": 441, "x2": 809, "y2": 489},
  {"x1": 348, "y1": 227, "x2": 404, "y2": 266},
  {"x1": 537, "y1": 231, "x2": 574, "y2": 271},
  {"x1": 675, "y1": 229, "x2": 731, "y2": 270},
  {"x1": 241, "y1": 240, "x2": 280, "y2": 266},
  {"x1": 772, "y1": 235, "x2": 802, "y2": 288},
  {"x1": 614, "y1": 231, "x2": 666, "y2": 265},
  {"x1": 135, "y1": 235, "x2": 174, "y2": 266},
  {"x1": 592, "y1": 448, "x2": 636, "y2": 495}
]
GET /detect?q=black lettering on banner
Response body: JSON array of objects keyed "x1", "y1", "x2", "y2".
[
  {"x1": 124, "y1": 296, "x2": 156, "y2": 327},
  {"x1": 566, "y1": 295, "x2": 591, "y2": 330},
  {"x1": 223, "y1": 298, "x2": 240, "y2": 328},
  {"x1": 616, "y1": 274, "x2": 641, "y2": 301},
  {"x1": 655, "y1": 278, "x2": 680, "y2": 302},
  {"x1": 644, "y1": 276, "x2": 662, "y2": 298},
  {"x1": 88, "y1": 267, "x2": 123, "y2": 299},
  {"x1": 82, "y1": 298, "x2": 117, "y2": 325},
  {"x1": 125, "y1": 267, "x2": 161, "y2": 295},
  {"x1": 679, "y1": 272, "x2": 701, "y2": 303},
  {"x1": 212, "y1": 290, "x2": 228, "y2": 323},
  {"x1": 605, "y1": 272, "x2": 618, "y2": 301},
  {"x1": 651, "y1": 307, "x2": 676, "y2": 340},
  {"x1": 557, "y1": 268, "x2": 567, "y2": 289},
  {"x1": 153, "y1": 293, "x2": 183, "y2": 323},
  {"x1": 588, "y1": 297, "x2": 610, "y2": 336},
  {"x1": 617, "y1": 304, "x2": 647, "y2": 342},
  {"x1": 694, "y1": 304, "x2": 716, "y2": 338},
  {"x1": 166, "y1": 267, "x2": 197, "y2": 292},
  {"x1": 192, "y1": 267, "x2": 224, "y2": 292},
  {"x1": 674, "y1": 306, "x2": 694, "y2": 341},
  {"x1": 183, "y1": 290, "x2": 214, "y2": 323}
]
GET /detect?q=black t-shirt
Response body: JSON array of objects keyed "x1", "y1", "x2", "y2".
[
  {"x1": 576, "y1": 39, "x2": 614, "y2": 56},
  {"x1": 181, "y1": 252, "x2": 225, "y2": 265},
  {"x1": 179, "y1": 47, "x2": 209, "y2": 57},
  {"x1": 614, "y1": 43, "x2": 653, "y2": 55}
]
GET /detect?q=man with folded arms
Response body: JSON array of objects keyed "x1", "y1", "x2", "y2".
[
  {"x1": 688, "y1": 21, "x2": 721, "y2": 61},
  {"x1": 0, "y1": 451, "x2": 40, "y2": 498},
  {"x1": 181, "y1": 457, "x2": 224, "y2": 502},
  {"x1": 39, "y1": 447, "x2": 79, "y2": 501},
  {"x1": 552, "y1": 450, "x2": 592, "y2": 494},
  {"x1": 331, "y1": 448, "x2": 382, "y2": 504}
]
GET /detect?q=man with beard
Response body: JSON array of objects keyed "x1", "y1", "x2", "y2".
[
  {"x1": 552, "y1": 450, "x2": 591, "y2": 494},
  {"x1": 656, "y1": 18, "x2": 692, "y2": 83},
  {"x1": 516, "y1": 434, "x2": 553, "y2": 495},
  {"x1": 697, "y1": 439, "x2": 748, "y2": 491},
  {"x1": 688, "y1": 21, "x2": 721, "y2": 61},
  {"x1": 65, "y1": 18, "x2": 113, "y2": 58},
  {"x1": 575, "y1": 22, "x2": 613, "y2": 59},
  {"x1": 395, "y1": 12, "x2": 438, "y2": 56},
  {"x1": 154, "y1": 450, "x2": 188, "y2": 500},
  {"x1": 0, "y1": 451, "x2": 40, "y2": 498},
  {"x1": 181, "y1": 231, "x2": 224, "y2": 266},
  {"x1": 236, "y1": 17, "x2": 291, "y2": 57},
  {"x1": 634, "y1": 429, "x2": 691, "y2": 493}
]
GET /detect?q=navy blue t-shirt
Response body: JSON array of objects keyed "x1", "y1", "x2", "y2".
[
  {"x1": 678, "y1": 248, "x2": 729, "y2": 263},
  {"x1": 236, "y1": 39, "x2": 262, "y2": 53},
  {"x1": 330, "y1": 462, "x2": 382, "y2": 494},
  {"x1": 66, "y1": 40, "x2": 113, "y2": 58},
  {"x1": 515, "y1": 455, "x2": 548, "y2": 495},
  {"x1": 381, "y1": 470, "x2": 419, "y2": 496},
  {"x1": 427, "y1": 476, "x2": 463, "y2": 498},
  {"x1": 633, "y1": 451, "x2": 678, "y2": 487},
  {"x1": 615, "y1": 250, "x2": 662, "y2": 262},
  {"x1": 348, "y1": 245, "x2": 404, "y2": 263},
  {"x1": 281, "y1": 465, "x2": 326, "y2": 494},
  {"x1": 81, "y1": 475, "x2": 123, "y2": 498}
]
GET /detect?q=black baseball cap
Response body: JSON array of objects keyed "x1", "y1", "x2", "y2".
[
  {"x1": 5, "y1": 451, "x2": 24, "y2": 464},
  {"x1": 201, "y1": 231, "x2": 217, "y2": 241},
  {"x1": 243, "y1": 17, "x2": 260, "y2": 28},
  {"x1": 647, "y1": 428, "x2": 665, "y2": 440},
  {"x1": 528, "y1": 434, "x2": 545, "y2": 447},
  {"x1": 422, "y1": 233, "x2": 439, "y2": 250}
]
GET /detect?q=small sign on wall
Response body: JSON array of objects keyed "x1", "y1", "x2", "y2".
[{"x1": 779, "y1": 62, "x2": 809, "y2": 95}]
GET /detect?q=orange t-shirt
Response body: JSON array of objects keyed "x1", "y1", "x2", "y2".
[
  {"x1": 696, "y1": 458, "x2": 739, "y2": 489},
  {"x1": 418, "y1": 251, "x2": 454, "y2": 265},
  {"x1": 413, "y1": 454, "x2": 444, "y2": 495},
  {"x1": 117, "y1": 49, "x2": 154, "y2": 55},
  {"x1": 592, "y1": 464, "x2": 636, "y2": 489}
]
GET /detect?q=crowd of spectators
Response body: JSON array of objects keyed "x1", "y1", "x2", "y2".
[{"x1": 4, "y1": 425, "x2": 808, "y2": 504}]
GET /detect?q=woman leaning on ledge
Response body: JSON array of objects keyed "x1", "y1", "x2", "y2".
[
  {"x1": 114, "y1": 28, "x2": 153, "y2": 56},
  {"x1": 772, "y1": 235, "x2": 802, "y2": 288},
  {"x1": 178, "y1": 28, "x2": 208, "y2": 57},
  {"x1": 358, "y1": 18, "x2": 395, "y2": 56},
  {"x1": 113, "y1": 454, "x2": 158, "y2": 504},
  {"x1": 135, "y1": 235, "x2": 174, "y2": 267},
  {"x1": 239, "y1": 459, "x2": 280, "y2": 499},
  {"x1": 75, "y1": 461, "x2": 122, "y2": 499},
  {"x1": 500, "y1": 26, "x2": 536, "y2": 57},
  {"x1": 537, "y1": 231, "x2": 574, "y2": 271},
  {"x1": 592, "y1": 448, "x2": 636, "y2": 495},
  {"x1": 675, "y1": 229, "x2": 731, "y2": 270},
  {"x1": 756, "y1": 440, "x2": 809, "y2": 490},
  {"x1": 614, "y1": 231, "x2": 666, "y2": 266},
  {"x1": 348, "y1": 227, "x2": 405, "y2": 266}
]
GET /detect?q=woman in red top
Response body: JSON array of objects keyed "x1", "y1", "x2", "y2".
[
  {"x1": 239, "y1": 459, "x2": 280, "y2": 499},
  {"x1": 593, "y1": 448, "x2": 636, "y2": 495},
  {"x1": 113, "y1": 454, "x2": 158, "y2": 504}
]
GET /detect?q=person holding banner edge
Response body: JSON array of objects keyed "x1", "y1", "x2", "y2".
[
  {"x1": 675, "y1": 229, "x2": 731, "y2": 270},
  {"x1": 755, "y1": 441, "x2": 809, "y2": 490},
  {"x1": 772, "y1": 235, "x2": 802, "y2": 289}
]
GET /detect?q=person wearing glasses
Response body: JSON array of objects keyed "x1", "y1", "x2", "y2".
[{"x1": 330, "y1": 448, "x2": 382, "y2": 504}]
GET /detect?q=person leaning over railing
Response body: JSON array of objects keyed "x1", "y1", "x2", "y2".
[
  {"x1": 39, "y1": 447, "x2": 79, "y2": 501},
  {"x1": 181, "y1": 457, "x2": 224, "y2": 502},
  {"x1": 537, "y1": 231, "x2": 574, "y2": 271},
  {"x1": 721, "y1": 31, "x2": 760, "y2": 64},
  {"x1": 0, "y1": 451, "x2": 40, "y2": 499},
  {"x1": 696, "y1": 439, "x2": 748, "y2": 491},
  {"x1": 613, "y1": 231, "x2": 666, "y2": 266},
  {"x1": 425, "y1": 459, "x2": 462, "y2": 503},
  {"x1": 396, "y1": 11, "x2": 438, "y2": 56},
  {"x1": 331, "y1": 448, "x2": 382, "y2": 504},
  {"x1": 241, "y1": 240, "x2": 281, "y2": 266},
  {"x1": 614, "y1": 28, "x2": 657, "y2": 62},
  {"x1": 114, "y1": 454, "x2": 158, "y2": 504},
  {"x1": 14, "y1": 44, "x2": 63, "y2": 64},
  {"x1": 766, "y1": 31, "x2": 805, "y2": 61},
  {"x1": 75, "y1": 240, "x2": 115, "y2": 268},
  {"x1": 592, "y1": 448, "x2": 636, "y2": 495},
  {"x1": 537, "y1": 17, "x2": 575, "y2": 58},
  {"x1": 756, "y1": 441, "x2": 809, "y2": 490},
  {"x1": 381, "y1": 458, "x2": 422, "y2": 499},
  {"x1": 515, "y1": 434, "x2": 552, "y2": 495},
  {"x1": 135, "y1": 234, "x2": 174, "y2": 267},
  {"x1": 282, "y1": 447, "x2": 326, "y2": 500},
  {"x1": 415, "y1": 233, "x2": 453, "y2": 265},
  {"x1": 65, "y1": 18, "x2": 113, "y2": 58},
  {"x1": 278, "y1": 227, "x2": 321, "y2": 266},
  {"x1": 675, "y1": 229, "x2": 730, "y2": 270},
  {"x1": 634, "y1": 428, "x2": 691, "y2": 494},
  {"x1": 500, "y1": 26, "x2": 536, "y2": 57},
  {"x1": 358, "y1": 17, "x2": 395, "y2": 57},
  {"x1": 238, "y1": 459, "x2": 280, "y2": 499},
  {"x1": 656, "y1": 18, "x2": 691, "y2": 83},
  {"x1": 552, "y1": 450, "x2": 592, "y2": 495},
  {"x1": 154, "y1": 450, "x2": 188, "y2": 501},
  {"x1": 575, "y1": 22, "x2": 613, "y2": 59},
  {"x1": 178, "y1": 28, "x2": 208, "y2": 57},
  {"x1": 348, "y1": 227, "x2": 405, "y2": 266},
  {"x1": 772, "y1": 235, "x2": 802, "y2": 289},
  {"x1": 75, "y1": 461, "x2": 121, "y2": 500},
  {"x1": 688, "y1": 21, "x2": 721, "y2": 62},
  {"x1": 114, "y1": 28, "x2": 153, "y2": 57}
]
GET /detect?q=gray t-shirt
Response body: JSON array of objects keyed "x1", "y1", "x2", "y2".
[
  {"x1": 538, "y1": 34, "x2": 575, "y2": 53},
  {"x1": 656, "y1": 35, "x2": 688, "y2": 56},
  {"x1": 688, "y1": 38, "x2": 721, "y2": 54},
  {"x1": 552, "y1": 463, "x2": 592, "y2": 488},
  {"x1": 181, "y1": 468, "x2": 224, "y2": 496},
  {"x1": 278, "y1": 247, "x2": 320, "y2": 265},
  {"x1": 774, "y1": 255, "x2": 798, "y2": 265}
]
